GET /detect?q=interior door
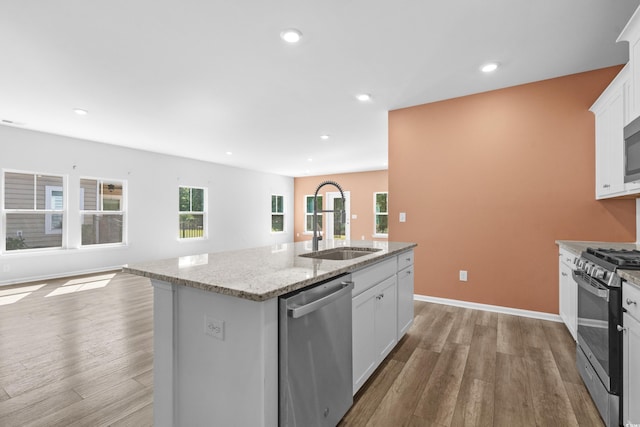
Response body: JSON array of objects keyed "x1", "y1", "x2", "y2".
[{"x1": 326, "y1": 191, "x2": 350, "y2": 241}]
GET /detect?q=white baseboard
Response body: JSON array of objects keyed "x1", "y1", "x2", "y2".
[
  {"x1": 0, "y1": 265, "x2": 125, "y2": 287},
  {"x1": 413, "y1": 294, "x2": 562, "y2": 323}
]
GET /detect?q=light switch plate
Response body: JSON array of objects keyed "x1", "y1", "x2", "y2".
[
  {"x1": 399, "y1": 212, "x2": 406, "y2": 222},
  {"x1": 459, "y1": 270, "x2": 468, "y2": 282}
]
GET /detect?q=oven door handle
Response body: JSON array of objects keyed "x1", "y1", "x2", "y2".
[{"x1": 572, "y1": 270, "x2": 609, "y2": 301}]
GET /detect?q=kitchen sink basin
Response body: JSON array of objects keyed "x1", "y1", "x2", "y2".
[{"x1": 299, "y1": 247, "x2": 382, "y2": 261}]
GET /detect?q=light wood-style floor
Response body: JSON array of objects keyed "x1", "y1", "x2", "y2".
[{"x1": 0, "y1": 271, "x2": 604, "y2": 426}]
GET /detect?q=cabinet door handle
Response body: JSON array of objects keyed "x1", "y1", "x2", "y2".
[
  {"x1": 626, "y1": 298, "x2": 637, "y2": 306},
  {"x1": 603, "y1": 184, "x2": 611, "y2": 189},
  {"x1": 405, "y1": 257, "x2": 411, "y2": 262},
  {"x1": 406, "y1": 270, "x2": 412, "y2": 275},
  {"x1": 561, "y1": 272, "x2": 568, "y2": 277}
]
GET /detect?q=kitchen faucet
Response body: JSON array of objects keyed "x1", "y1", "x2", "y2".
[{"x1": 312, "y1": 180, "x2": 346, "y2": 252}]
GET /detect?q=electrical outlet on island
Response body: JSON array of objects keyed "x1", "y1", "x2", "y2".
[{"x1": 204, "y1": 315, "x2": 224, "y2": 340}]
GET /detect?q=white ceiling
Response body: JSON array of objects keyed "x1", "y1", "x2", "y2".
[{"x1": 1, "y1": 0, "x2": 639, "y2": 177}]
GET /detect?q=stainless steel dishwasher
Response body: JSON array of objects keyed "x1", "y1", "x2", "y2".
[{"x1": 279, "y1": 273, "x2": 354, "y2": 427}]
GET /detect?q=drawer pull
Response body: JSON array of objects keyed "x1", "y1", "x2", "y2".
[
  {"x1": 405, "y1": 257, "x2": 411, "y2": 262},
  {"x1": 626, "y1": 298, "x2": 637, "y2": 306},
  {"x1": 561, "y1": 272, "x2": 568, "y2": 277}
]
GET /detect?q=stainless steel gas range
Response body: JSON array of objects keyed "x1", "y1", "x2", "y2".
[{"x1": 573, "y1": 247, "x2": 640, "y2": 427}]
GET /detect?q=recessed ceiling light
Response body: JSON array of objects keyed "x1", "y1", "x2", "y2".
[
  {"x1": 481, "y1": 63, "x2": 499, "y2": 73},
  {"x1": 356, "y1": 93, "x2": 372, "y2": 102},
  {"x1": 225, "y1": 151, "x2": 233, "y2": 155},
  {"x1": 73, "y1": 108, "x2": 88, "y2": 115},
  {"x1": 280, "y1": 29, "x2": 302, "y2": 43},
  {"x1": 320, "y1": 134, "x2": 330, "y2": 140},
  {"x1": 307, "y1": 158, "x2": 313, "y2": 162}
]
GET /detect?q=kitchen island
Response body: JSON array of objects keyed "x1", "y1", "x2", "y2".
[{"x1": 124, "y1": 240, "x2": 416, "y2": 427}]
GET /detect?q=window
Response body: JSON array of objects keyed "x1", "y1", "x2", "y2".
[
  {"x1": 304, "y1": 195, "x2": 322, "y2": 233},
  {"x1": 271, "y1": 195, "x2": 284, "y2": 232},
  {"x1": 374, "y1": 192, "x2": 388, "y2": 236},
  {"x1": 3, "y1": 171, "x2": 65, "y2": 251},
  {"x1": 80, "y1": 179, "x2": 126, "y2": 246},
  {"x1": 179, "y1": 186, "x2": 206, "y2": 239}
]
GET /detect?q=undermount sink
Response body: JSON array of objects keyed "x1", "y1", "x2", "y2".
[{"x1": 299, "y1": 247, "x2": 382, "y2": 261}]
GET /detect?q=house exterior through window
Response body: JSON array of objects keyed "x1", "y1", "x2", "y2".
[
  {"x1": 80, "y1": 178, "x2": 126, "y2": 246},
  {"x1": 3, "y1": 171, "x2": 65, "y2": 251}
]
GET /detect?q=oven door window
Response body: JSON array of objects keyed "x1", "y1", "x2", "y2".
[{"x1": 576, "y1": 274, "x2": 610, "y2": 377}]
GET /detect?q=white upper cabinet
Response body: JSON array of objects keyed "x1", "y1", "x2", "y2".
[
  {"x1": 591, "y1": 65, "x2": 628, "y2": 199},
  {"x1": 618, "y1": 6, "x2": 640, "y2": 123}
]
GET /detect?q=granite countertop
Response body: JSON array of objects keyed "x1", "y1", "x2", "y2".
[
  {"x1": 123, "y1": 240, "x2": 417, "y2": 301},
  {"x1": 555, "y1": 240, "x2": 640, "y2": 256},
  {"x1": 556, "y1": 239, "x2": 640, "y2": 286}
]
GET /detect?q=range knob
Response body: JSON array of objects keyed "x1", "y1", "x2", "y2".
[{"x1": 593, "y1": 268, "x2": 605, "y2": 280}]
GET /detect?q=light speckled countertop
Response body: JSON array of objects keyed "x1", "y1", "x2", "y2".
[
  {"x1": 556, "y1": 240, "x2": 640, "y2": 286},
  {"x1": 124, "y1": 240, "x2": 417, "y2": 301}
]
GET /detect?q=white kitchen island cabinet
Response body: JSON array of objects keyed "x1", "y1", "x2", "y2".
[
  {"x1": 124, "y1": 240, "x2": 416, "y2": 427},
  {"x1": 397, "y1": 250, "x2": 415, "y2": 339},
  {"x1": 352, "y1": 274, "x2": 397, "y2": 394},
  {"x1": 351, "y1": 249, "x2": 415, "y2": 394}
]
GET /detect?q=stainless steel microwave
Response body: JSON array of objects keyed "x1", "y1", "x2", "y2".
[{"x1": 624, "y1": 114, "x2": 640, "y2": 182}]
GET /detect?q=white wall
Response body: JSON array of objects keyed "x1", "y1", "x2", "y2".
[{"x1": 0, "y1": 125, "x2": 294, "y2": 285}]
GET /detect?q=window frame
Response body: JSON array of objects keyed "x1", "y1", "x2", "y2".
[
  {"x1": 271, "y1": 194, "x2": 285, "y2": 233},
  {"x1": 2, "y1": 169, "x2": 67, "y2": 253},
  {"x1": 178, "y1": 185, "x2": 207, "y2": 241},
  {"x1": 79, "y1": 177, "x2": 127, "y2": 247},
  {"x1": 373, "y1": 191, "x2": 389, "y2": 238},
  {"x1": 304, "y1": 194, "x2": 323, "y2": 235}
]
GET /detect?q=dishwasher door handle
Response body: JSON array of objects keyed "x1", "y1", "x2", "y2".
[{"x1": 288, "y1": 281, "x2": 354, "y2": 319}]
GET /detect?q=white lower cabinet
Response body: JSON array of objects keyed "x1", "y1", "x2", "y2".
[
  {"x1": 623, "y1": 282, "x2": 640, "y2": 425},
  {"x1": 351, "y1": 249, "x2": 415, "y2": 395},
  {"x1": 558, "y1": 247, "x2": 577, "y2": 341},
  {"x1": 397, "y1": 265, "x2": 414, "y2": 338},
  {"x1": 352, "y1": 275, "x2": 397, "y2": 394}
]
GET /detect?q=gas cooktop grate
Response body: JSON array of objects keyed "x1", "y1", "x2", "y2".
[{"x1": 586, "y1": 247, "x2": 640, "y2": 269}]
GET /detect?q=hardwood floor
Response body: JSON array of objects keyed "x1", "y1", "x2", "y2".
[
  {"x1": 0, "y1": 272, "x2": 603, "y2": 426},
  {"x1": 0, "y1": 271, "x2": 153, "y2": 427},
  {"x1": 339, "y1": 301, "x2": 604, "y2": 427}
]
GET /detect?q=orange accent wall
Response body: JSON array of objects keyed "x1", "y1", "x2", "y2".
[
  {"x1": 294, "y1": 170, "x2": 388, "y2": 242},
  {"x1": 389, "y1": 66, "x2": 636, "y2": 314}
]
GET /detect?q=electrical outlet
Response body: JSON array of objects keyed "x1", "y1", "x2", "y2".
[
  {"x1": 459, "y1": 270, "x2": 468, "y2": 282},
  {"x1": 204, "y1": 315, "x2": 224, "y2": 340},
  {"x1": 16, "y1": 230, "x2": 22, "y2": 238},
  {"x1": 399, "y1": 212, "x2": 406, "y2": 222}
]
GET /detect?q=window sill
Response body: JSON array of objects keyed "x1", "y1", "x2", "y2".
[
  {"x1": 178, "y1": 237, "x2": 209, "y2": 243},
  {"x1": 372, "y1": 233, "x2": 389, "y2": 239}
]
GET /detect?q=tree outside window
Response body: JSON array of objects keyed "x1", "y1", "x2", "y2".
[
  {"x1": 271, "y1": 195, "x2": 284, "y2": 232},
  {"x1": 374, "y1": 192, "x2": 388, "y2": 236},
  {"x1": 179, "y1": 187, "x2": 206, "y2": 239},
  {"x1": 305, "y1": 195, "x2": 323, "y2": 233}
]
